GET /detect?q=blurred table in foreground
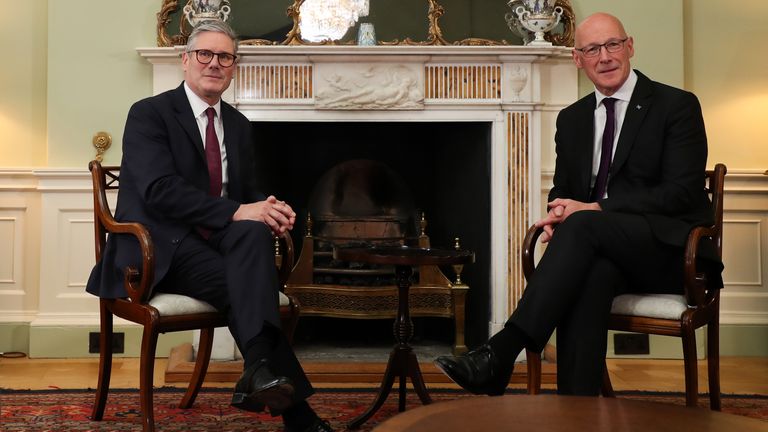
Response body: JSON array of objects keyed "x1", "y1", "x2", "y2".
[{"x1": 373, "y1": 394, "x2": 768, "y2": 432}]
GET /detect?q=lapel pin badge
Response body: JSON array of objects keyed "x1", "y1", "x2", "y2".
[{"x1": 636, "y1": 104, "x2": 642, "y2": 109}]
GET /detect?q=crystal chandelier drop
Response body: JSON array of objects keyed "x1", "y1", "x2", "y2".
[{"x1": 300, "y1": 0, "x2": 370, "y2": 42}]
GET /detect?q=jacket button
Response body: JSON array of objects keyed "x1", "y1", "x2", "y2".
[{"x1": 171, "y1": 238, "x2": 180, "y2": 245}]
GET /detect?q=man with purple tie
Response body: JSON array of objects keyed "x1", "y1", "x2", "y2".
[
  {"x1": 86, "y1": 20, "x2": 332, "y2": 432},
  {"x1": 436, "y1": 12, "x2": 723, "y2": 396}
]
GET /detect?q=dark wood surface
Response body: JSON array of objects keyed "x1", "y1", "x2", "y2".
[{"x1": 373, "y1": 395, "x2": 768, "y2": 432}]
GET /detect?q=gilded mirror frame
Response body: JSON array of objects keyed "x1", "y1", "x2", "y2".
[{"x1": 157, "y1": 0, "x2": 574, "y2": 47}]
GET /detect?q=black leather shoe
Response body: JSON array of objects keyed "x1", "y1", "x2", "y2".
[
  {"x1": 231, "y1": 359, "x2": 295, "y2": 413},
  {"x1": 287, "y1": 418, "x2": 334, "y2": 432},
  {"x1": 434, "y1": 344, "x2": 512, "y2": 396}
]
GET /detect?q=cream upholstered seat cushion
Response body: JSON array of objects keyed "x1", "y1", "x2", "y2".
[
  {"x1": 149, "y1": 292, "x2": 291, "y2": 316},
  {"x1": 610, "y1": 294, "x2": 689, "y2": 320}
]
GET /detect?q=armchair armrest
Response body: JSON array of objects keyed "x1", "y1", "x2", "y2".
[
  {"x1": 521, "y1": 224, "x2": 545, "y2": 282},
  {"x1": 90, "y1": 160, "x2": 155, "y2": 304},
  {"x1": 276, "y1": 234, "x2": 295, "y2": 288},
  {"x1": 683, "y1": 225, "x2": 718, "y2": 308},
  {"x1": 104, "y1": 215, "x2": 155, "y2": 305}
]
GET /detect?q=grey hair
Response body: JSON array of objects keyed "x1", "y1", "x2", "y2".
[{"x1": 187, "y1": 20, "x2": 238, "y2": 54}]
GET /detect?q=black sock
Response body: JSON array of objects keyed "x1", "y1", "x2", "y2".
[
  {"x1": 243, "y1": 325, "x2": 278, "y2": 369},
  {"x1": 282, "y1": 400, "x2": 318, "y2": 431},
  {"x1": 487, "y1": 323, "x2": 529, "y2": 371}
]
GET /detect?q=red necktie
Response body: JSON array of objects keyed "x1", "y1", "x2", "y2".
[
  {"x1": 590, "y1": 97, "x2": 616, "y2": 201},
  {"x1": 205, "y1": 107, "x2": 222, "y2": 197}
]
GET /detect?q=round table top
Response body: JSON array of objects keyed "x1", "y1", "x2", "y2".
[
  {"x1": 334, "y1": 246, "x2": 475, "y2": 266},
  {"x1": 372, "y1": 395, "x2": 768, "y2": 432}
]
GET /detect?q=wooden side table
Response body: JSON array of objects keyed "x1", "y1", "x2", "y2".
[
  {"x1": 334, "y1": 246, "x2": 475, "y2": 429},
  {"x1": 373, "y1": 395, "x2": 768, "y2": 432}
]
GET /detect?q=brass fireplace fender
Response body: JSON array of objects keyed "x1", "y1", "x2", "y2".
[{"x1": 284, "y1": 214, "x2": 470, "y2": 356}]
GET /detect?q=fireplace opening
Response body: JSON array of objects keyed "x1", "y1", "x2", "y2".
[{"x1": 251, "y1": 121, "x2": 492, "y2": 355}]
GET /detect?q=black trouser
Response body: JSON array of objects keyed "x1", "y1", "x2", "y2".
[
  {"x1": 157, "y1": 220, "x2": 314, "y2": 402},
  {"x1": 508, "y1": 210, "x2": 683, "y2": 395}
]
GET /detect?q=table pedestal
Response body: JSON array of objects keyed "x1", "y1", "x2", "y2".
[
  {"x1": 348, "y1": 265, "x2": 431, "y2": 429},
  {"x1": 334, "y1": 246, "x2": 474, "y2": 429}
]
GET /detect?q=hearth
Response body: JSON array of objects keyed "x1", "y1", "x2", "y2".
[{"x1": 253, "y1": 121, "x2": 491, "y2": 350}]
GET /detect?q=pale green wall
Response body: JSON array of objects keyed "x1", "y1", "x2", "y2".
[
  {"x1": 0, "y1": 0, "x2": 48, "y2": 166},
  {"x1": 684, "y1": 0, "x2": 768, "y2": 170},
  {"x1": 45, "y1": 0, "x2": 157, "y2": 167},
  {"x1": 572, "y1": 0, "x2": 684, "y2": 94}
]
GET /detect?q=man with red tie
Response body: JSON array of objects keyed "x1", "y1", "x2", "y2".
[
  {"x1": 436, "y1": 12, "x2": 722, "y2": 396},
  {"x1": 86, "y1": 20, "x2": 332, "y2": 432}
]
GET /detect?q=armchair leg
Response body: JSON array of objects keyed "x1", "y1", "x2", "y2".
[
  {"x1": 525, "y1": 350, "x2": 542, "y2": 395},
  {"x1": 707, "y1": 318, "x2": 721, "y2": 410},
  {"x1": 140, "y1": 324, "x2": 160, "y2": 432},
  {"x1": 681, "y1": 325, "x2": 699, "y2": 408},
  {"x1": 180, "y1": 327, "x2": 214, "y2": 409},
  {"x1": 281, "y1": 298, "x2": 301, "y2": 346},
  {"x1": 91, "y1": 301, "x2": 114, "y2": 421}
]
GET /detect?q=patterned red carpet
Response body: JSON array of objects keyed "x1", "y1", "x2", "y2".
[{"x1": 1, "y1": 388, "x2": 766, "y2": 431}]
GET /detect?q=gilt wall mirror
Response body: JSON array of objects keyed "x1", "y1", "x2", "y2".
[{"x1": 157, "y1": 0, "x2": 574, "y2": 47}]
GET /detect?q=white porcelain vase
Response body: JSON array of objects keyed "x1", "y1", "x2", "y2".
[{"x1": 183, "y1": 0, "x2": 231, "y2": 27}]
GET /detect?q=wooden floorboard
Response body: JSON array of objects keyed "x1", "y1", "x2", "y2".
[{"x1": 1, "y1": 353, "x2": 766, "y2": 394}]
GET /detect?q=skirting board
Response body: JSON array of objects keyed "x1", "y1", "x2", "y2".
[{"x1": 164, "y1": 343, "x2": 558, "y2": 386}]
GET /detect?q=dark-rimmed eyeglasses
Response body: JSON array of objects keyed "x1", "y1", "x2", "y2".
[
  {"x1": 574, "y1": 38, "x2": 629, "y2": 58},
  {"x1": 188, "y1": 49, "x2": 237, "y2": 67}
]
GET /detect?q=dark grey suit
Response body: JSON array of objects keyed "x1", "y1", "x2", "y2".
[{"x1": 508, "y1": 70, "x2": 723, "y2": 394}]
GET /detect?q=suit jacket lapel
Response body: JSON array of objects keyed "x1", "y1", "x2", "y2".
[
  {"x1": 221, "y1": 103, "x2": 242, "y2": 199},
  {"x1": 575, "y1": 94, "x2": 597, "y2": 197},
  {"x1": 610, "y1": 71, "x2": 653, "y2": 176},
  {"x1": 171, "y1": 84, "x2": 206, "y2": 161}
]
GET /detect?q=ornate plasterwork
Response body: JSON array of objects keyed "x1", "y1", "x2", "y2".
[
  {"x1": 315, "y1": 64, "x2": 424, "y2": 110},
  {"x1": 157, "y1": 0, "x2": 575, "y2": 47}
]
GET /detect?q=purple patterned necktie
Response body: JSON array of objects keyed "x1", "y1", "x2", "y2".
[
  {"x1": 204, "y1": 107, "x2": 222, "y2": 198},
  {"x1": 590, "y1": 97, "x2": 616, "y2": 201}
]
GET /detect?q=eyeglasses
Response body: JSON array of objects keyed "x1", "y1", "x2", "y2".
[
  {"x1": 574, "y1": 38, "x2": 629, "y2": 58},
  {"x1": 188, "y1": 49, "x2": 237, "y2": 67}
]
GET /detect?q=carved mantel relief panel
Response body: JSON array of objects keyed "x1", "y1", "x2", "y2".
[{"x1": 315, "y1": 64, "x2": 424, "y2": 110}]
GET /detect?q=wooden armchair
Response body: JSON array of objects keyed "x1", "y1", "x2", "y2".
[
  {"x1": 522, "y1": 163, "x2": 726, "y2": 409},
  {"x1": 88, "y1": 161, "x2": 301, "y2": 432}
]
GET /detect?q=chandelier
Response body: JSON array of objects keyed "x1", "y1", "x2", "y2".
[{"x1": 300, "y1": 0, "x2": 370, "y2": 42}]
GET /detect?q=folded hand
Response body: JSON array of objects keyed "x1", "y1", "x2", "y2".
[
  {"x1": 533, "y1": 198, "x2": 601, "y2": 243},
  {"x1": 233, "y1": 195, "x2": 296, "y2": 235}
]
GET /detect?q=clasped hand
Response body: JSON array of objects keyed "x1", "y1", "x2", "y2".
[
  {"x1": 233, "y1": 195, "x2": 296, "y2": 236},
  {"x1": 534, "y1": 198, "x2": 601, "y2": 243}
]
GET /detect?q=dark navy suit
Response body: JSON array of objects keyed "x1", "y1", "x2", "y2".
[{"x1": 86, "y1": 83, "x2": 313, "y2": 402}]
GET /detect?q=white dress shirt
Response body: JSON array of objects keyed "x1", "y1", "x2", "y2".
[
  {"x1": 184, "y1": 82, "x2": 229, "y2": 197},
  {"x1": 590, "y1": 70, "x2": 638, "y2": 198}
]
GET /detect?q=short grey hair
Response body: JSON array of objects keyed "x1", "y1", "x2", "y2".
[{"x1": 187, "y1": 20, "x2": 238, "y2": 54}]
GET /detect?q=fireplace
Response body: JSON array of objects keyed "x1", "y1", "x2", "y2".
[
  {"x1": 138, "y1": 44, "x2": 578, "y2": 359},
  {"x1": 253, "y1": 121, "x2": 491, "y2": 350}
]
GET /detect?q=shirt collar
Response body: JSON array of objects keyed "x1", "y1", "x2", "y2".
[
  {"x1": 183, "y1": 81, "x2": 221, "y2": 119},
  {"x1": 594, "y1": 70, "x2": 638, "y2": 107}
]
